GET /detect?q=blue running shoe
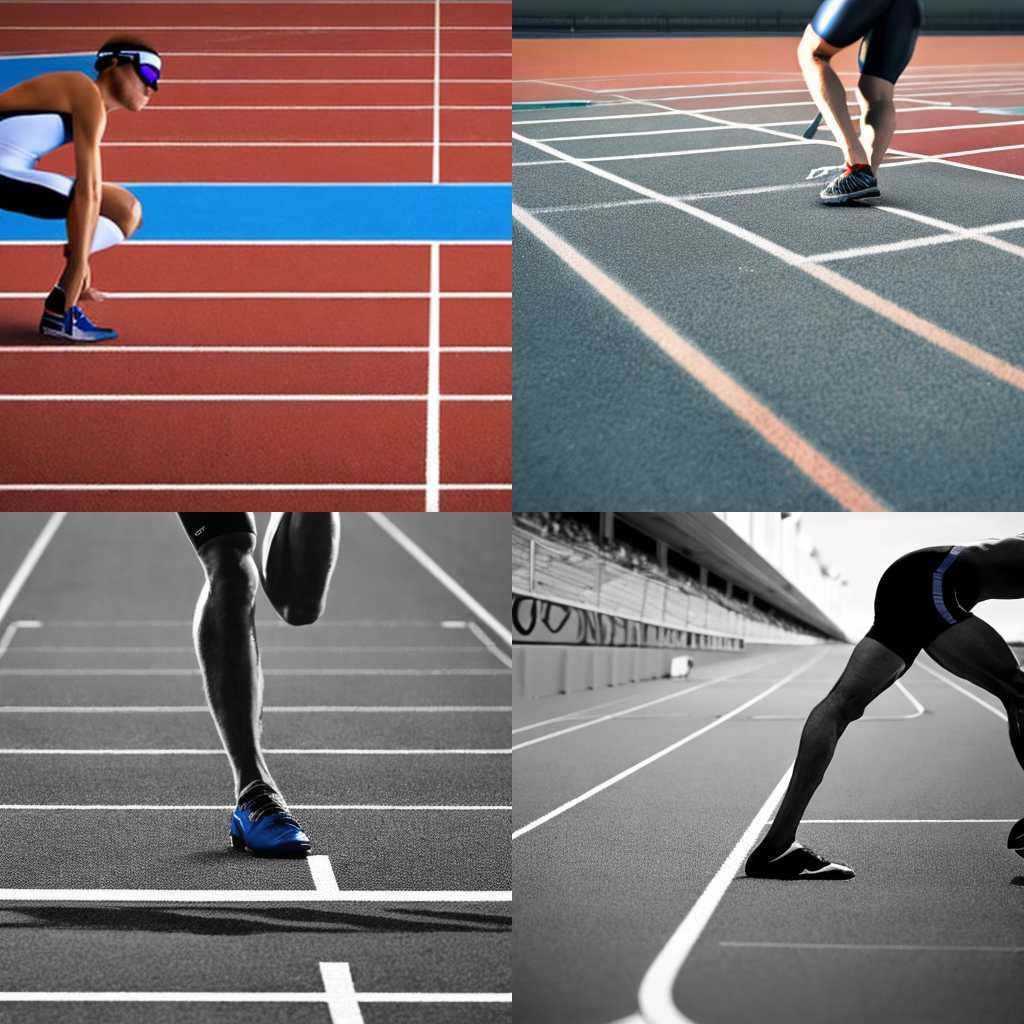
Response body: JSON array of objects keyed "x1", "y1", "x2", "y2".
[
  {"x1": 40, "y1": 304, "x2": 118, "y2": 343},
  {"x1": 229, "y1": 781, "x2": 311, "y2": 857}
]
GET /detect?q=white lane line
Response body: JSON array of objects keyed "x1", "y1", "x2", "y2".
[
  {"x1": 0, "y1": 991, "x2": 512, "y2": 1005},
  {"x1": 0, "y1": 804, "x2": 511, "y2": 811},
  {"x1": 426, "y1": 243, "x2": 441, "y2": 511},
  {"x1": 514, "y1": 660, "x2": 779, "y2": 750},
  {"x1": 432, "y1": 0, "x2": 441, "y2": 184},
  {"x1": 0, "y1": 347, "x2": 511, "y2": 354},
  {"x1": 0, "y1": 705, "x2": 510, "y2": 713},
  {"x1": 0, "y1": 748, "x2": 509, "y2": 755},
  {"x1": 0, "y1": 888, "x2": 511, "y2": 902},
  {"x1": 720, "y1": 941, "x2": 1024, "y2": 953},
  {"x1": 0, "y1": 667, "x2": 508, "y2": 675},
  {"x1": 0, "y1": 484, "x2": 510, "y2": 491},
  {"x1": 0, "y1": 395, "x2": 511, "y2": 402},
  {"x1": 88, "y1": 140, "x2": 511, "y2": 147},
  {"x1": 0, "y1": 239, "x2": 513, "y2": 247},
  {"x1": 0, "y1": 619, "x2": 40, "y2": 663},
  {"x1": 917, "y1": 661, "x2": 1007, "y2": 720},
  {"x1": 321, "y1": 962, "x2": 365, "y2": 1024},
  {"x1": 514, "y1": 651, "x2": 828, "y2": 841},
  {"x1": 466, "y1": 620, "x2": 512, "y2": 668},
  {"x1": 753, "y1": 678, "x2": 925, "y2": 720},
  {"x1": 637, "y1": 763, "x2": 798, "y2": 1024},
  {"x1": 875, "y1": 207, "x2": 1024, "y2": 260},
  {"x1": 0, "y1": 514, "x2": 64, "y2": 629},
  {"x1": 309, "y1": 855, "x2": 341, "y2": 894},
  {"x1": 366, "y1": 512, "x2": 512, "y2": 647},
  {"x1": 799, "y1": 818, "x2": 1015, "y2": 823},
  {"x1": 0, "y1": 291, "x2": 509, "y2": 299},
  {"x1": 512, "y1": 691, "x2": 646, "y2": 733},
  {"x1": 513, "y1": 138, "x2": 808, "y2": 165}
]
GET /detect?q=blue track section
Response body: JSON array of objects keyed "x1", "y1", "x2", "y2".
[{"x1": 0, "y1": 55, "x2": 511, "y2": 242}]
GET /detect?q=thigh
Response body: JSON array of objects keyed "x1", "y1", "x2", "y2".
[
  {"x1": 178, "y1": 513, "x2": 257, "y2": 554},
  {"x1": 812, "y1": 0, "x2": 892, "y2": 50},
  {"x1": 827, "y1": 636, "x2": 907, "y2": 714},
  {"x1": 925, "y1": 615, "x2": 1023, "y2": 702},
  {"x1": 860, "y1": 0, "x2": 922, "y2": 83},
  {"x1": 0, "y1": 167, "x2": 72, "y2": 219}
]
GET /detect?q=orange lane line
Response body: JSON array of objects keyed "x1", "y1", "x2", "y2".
[{"x1": 513, "y1": 203, "x2": 885, "y2": 512}]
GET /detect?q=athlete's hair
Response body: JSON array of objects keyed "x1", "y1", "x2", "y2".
[{"x1": 95, "y1": 36, "x2": 160, "y2": 76}]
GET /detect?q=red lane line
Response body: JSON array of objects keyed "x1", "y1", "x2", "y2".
[
  {"x1": 0, "y1": 298, "x2": 429, "y2": 346},
  {"x1": 4, "y1": 246, "x2": 430, "y2": 292},
  {"x1": 892, "y1": 122, "x2": 1024, "y2": 156},
  {"x1": 441, "y1": 352, "x2": 510, "y2": 394},
  {"x1": 440, "y1": 245, "x2": 511, "y2": 291},
  {"x1": 440, "y1": 489, "x2": 511, "y2": 511},
  {"x1": 0, "y1": 401, "x2": 427, "y2": 483},
  {"x1": 39, "y1": 147, "x2": 436, "y2": 182},
  {"x1": 441, "y1": 299, "x2": 510, "y2": 346},
  {"x1": 0, "y1": 489, "x2": 433, "y2": 512},
  {"x1": 0, "y1": 351, "x2": 428, "y2": 395},
  {"x1": 103, "y1": 109, "x2": 433, "y2": 143},
  {"x1": 441, "y1": 402, "x2": 510, "y2": 483}
]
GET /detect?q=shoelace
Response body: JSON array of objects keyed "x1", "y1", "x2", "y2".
[{"x1": 237, "y1": 782, "x2": 299, "y2": 826}]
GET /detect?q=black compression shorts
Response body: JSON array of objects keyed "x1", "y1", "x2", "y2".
[
  {"x1": 865, "y1": 545, "x2": 977, "y2": 668},
  {"x1": 811, "y1": 0, "x2": 923, "y2": 84},
  {"x1": 178, "y1": 513, "x2": 256, "y2": 551}
]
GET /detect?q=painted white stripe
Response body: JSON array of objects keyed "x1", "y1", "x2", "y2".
[
  {"x1": 514, "y1": 651, "x2": 827, "y2": 840},
  {"x1": 0, "y1": 347, "x2": 511, "y2": 354},
  {"x1": 426, "y1": 243, "x2": 441, "y2": 511},
  {"x1": 0, "y1": 747, "x2": 509, "y2": 754},
  {"x1": 917, "y1": 661, "x2": 1007, "y2": 721},
  {"x1": 0, "y1": 515, "x2": 63, "y2": 628},
  {"x1": 512, "y1": 691, "x2": 642, "y2": 733},
  {"x1": 0, "y1": 705, "x2": 510, "y2": 713},
  {"x1": 799, "y1": 818, "x2": 1015, "y2": 823},
  {"x1": 514, "y1": 138, "x2": 808, "y2": 166},
  {"x1": 320, "y1": 963, "x2": 364, "y2": 1024},
  {"x1": 0, "y1": 804, "x2": 511, "y2": 811},
  {"x1": 754, "y1": 678, "x2": 925, "y2": 720},
  {"x1": 0, "y1": 239, "x2": 513, "y2": 246},
  {"x1": 467, "y1": 620, "x2": 512, "y2": 668},
  {"x1": 93, "y1": 140, "x2": 511, "y2": 147},
  {"x1": 0, "y1": 291, "x2": 510, "y2": 298},
  {"x1": 366, "y1": 512, "x2": 512, "y2": 646},
  {"x1": 0, "y1": 483, "x2": 510, "y2": 491},
  {"x1": 0, "y1": 667, "x2": 506, "y2": 675},
  {"x1": 720, "y1": 941, "x2": 1024, "y2": 953},
  {"x1": 0, "y1": 619, "x2": 39, "y2": 662},
  {"x1": 309, "y1": 856, "x2": 341, "y2": 894},
  {"x1": 432, "y1": 0, "x2": 441, "y2": 185},
  {"x1": 0, "y1": 395, "x2": 511, "y2": 401},
  {"x1": 637, "y1": 763, "x2": 797, "y2": 1024},
  {"x1": 0, "y1": 889, "x2": 511, "y2": 902},
  {"x1": 0, "y1": 991, "x2": 513, "y2": 1004}
]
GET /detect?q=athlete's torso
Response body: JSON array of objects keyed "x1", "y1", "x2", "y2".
[
  {"x1": 955, "y1": 537, "x2": 1024, "y2": 602},
  {"x1": 0, "y1": 73, "x2": 92, "y2": 170}
]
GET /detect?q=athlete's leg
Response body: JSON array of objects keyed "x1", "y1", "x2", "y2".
[
  {"x1": 797, "y1": 26, "x2": 870, "y2": 167},
  {"x1": 855, "y1": 74, "x2": 896, "y2": 175},
  {"x1": 752, "y1": 637, "x2": 906, "y2": 858},
  {"x1": 260, "y1": 513, "x2": 341, "y2": 626},
  {"x1": 192, "y1": 528, "x2": 278, "y2": 799},
  {"x1": 925, "y1": 617, "x2": 1024, "y2": 772}
]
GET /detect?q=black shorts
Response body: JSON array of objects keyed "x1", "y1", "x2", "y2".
[
  {"x1": 178, "y1": 513, "x2": 256, "y2": 551},
  {"x1": 865, "y1": 545, "x2": 977, "y2": 667},
  {"x1": 811, "y1": 0, "x2": 922, "y2": 84}
]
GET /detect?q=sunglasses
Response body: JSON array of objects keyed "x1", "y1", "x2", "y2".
[{"x1": 98, "y1": 49, "x2": 162, "y2": 91}]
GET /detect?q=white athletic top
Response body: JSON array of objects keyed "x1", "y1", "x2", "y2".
[{"x1": 0, "y1": 110, "x2": 73, "y2": 172}]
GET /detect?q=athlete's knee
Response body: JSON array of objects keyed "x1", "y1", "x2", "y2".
[
  {"x1": 126, "y1": 195, "x2": 142, "y2": 236},
  {"x1": 199, "y1": 533, "x2": 259, "y2": 604},
  {"x1": 798, "y1": 27, "x2": 831, "y2": 65}
]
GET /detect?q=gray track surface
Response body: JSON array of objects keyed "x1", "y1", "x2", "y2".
[
  {"x1": 515, "y1": 644, "x2": 1024, "y2": 1023},
  {"x1": 0, "y1": 513, "x2": 510, "y2": 1024},
  {"x1": 513, "y1": 96, "x2": 1024, "y2": 509}
]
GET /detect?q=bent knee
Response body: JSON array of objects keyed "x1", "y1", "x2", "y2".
[{"x1": 124, "y1": 196, "x2": 142, "y2": 237}]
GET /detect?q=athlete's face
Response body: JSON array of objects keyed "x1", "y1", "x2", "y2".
[{"x1": 110, "y1": 62, "x2": 153, "y2": 111}]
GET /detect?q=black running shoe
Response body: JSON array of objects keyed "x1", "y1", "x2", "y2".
[
  {"x1": 1008, "y1": 815, "x2": 1024, "y2": 858},
  {"x1": 819, "y1": 163, "x2": 880, "y2": 205},
  {"x1": 745, "y1": 841, "x2": 855, "y2": 879}
]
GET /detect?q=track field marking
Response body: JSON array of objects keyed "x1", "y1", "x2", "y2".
[
  {"x1": 514, "y1": 651, "x2": 828, "y2": 841},
  {"x1": 0, "y1": 515, "x2": 64, "y2": 629},
  {"x1": 96, "y1": 141, "x2": 511, "y2": 147},
  {"x1": 512, "y1": 691, "x2": 654, "y2": 733},
  {"x1": 637, "y1": 762, "x2": 798, "y2": 1024},
  {"x1": 916, "y1": 661, "x2": 1007, "y2": 721},
  {"x1": 0, "y1": 889, "x2": 511, "y2": 903},
  {"x1": 514, "y1": 656, "x2": 792, "y2": 749},
  {"x1": 426, "y1": 244, "x2": 441, "y2": 511},
  {"x1": 570, "y1": 97, "x2": 1024, "y2": 394},
  {"x1": 0, "y1": 347, "x2": 511, "y2": 354},
  {"x1": 512, "y1": 203, "x2": 884, "y2": 511},
  {"x1": 720, "y1": 941, "x2": 1024, "y2": 953},
  {"x1": 513, "y1": 138, "x2": 808, "y2": 166},
  {"x1": 321, "y1": 962, "x2": 364, "y2": 1024},
  {"x1": 0, "y1": 395, "x2": 510, "y2": 401},
  {"x1": 1, "y1": 239, "x2": 513, "y2": 246},
  {"x1": 0, "y1": 290, "x2": 509, "y2": 299},
  {"x1": 134, "y1": 104, "x2": 506, "y2": 110},
  {"x1": 0, "y1": 705, "x2": 511, "y2": 713},
  {"x1": 0, "y1": 747, "x2": 509, "y2": 754},
  {"x1": 0, "y1": 484, "x2": 511, "y2": 491},
  {"x1": 0, "y1": 620, "x2": 39, "y2": 662},
  {"x1": 754, "y1": 678, "x2": 925, "y2": 720},
  {"x1": 433, "y1": 0, "x2": 442, "y2": 183},
  {"x1": 309, "y1": 856, "x2": 341, "y2": 893},
  {"x1": 467, "y1": 620, "x2": 513, "y2": 668},
  {"x1": 0, "y1": 804, "x2": 511, "y2": 810},
  {"x1": 366, "y1": 511, "x2": 512, "y2": 646}
]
